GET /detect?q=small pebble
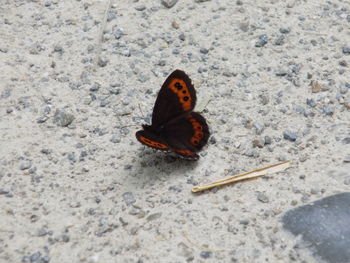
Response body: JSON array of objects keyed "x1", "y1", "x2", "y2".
[
  {"x1": 53, "y1": 109, "x2": 74, "y2": 127},
  {"x1": 283, "y1": 131, "x2": 298, "y2": 142},
  {"x1": 274, "y1": 35, "x2": 285, "y2": 45},
  {"x1": 252, "y1": 137, "x2": 265, "y2": 148},
  {"x1": 342, "y1": 138, "x2": 350, "y2": 144},
  {"x1": 90, "y1": 83, "x2": 100, "y2": 92},
  {"x1": 110, "y1": 134, "x2": 121, "y2": 143},
  {"x1": 161, "y1": 0, "x2": 178, "y2": 8},
  {"x1": 122, "y1": 192, "x2": 136, "y2": 206},
  {"x1": 342, "y1": 46, "x2": 350, "y2": 55},
  {"x1": 264, "y1": 136, "x2": 272, "y2": 145},
  {"x1": 311, "y1": 81, "x2": 322, "y2": 93},
  {"x1": 135, "y1": 5, "x2": 146, "y2": 11},
  {"x1": 322, "y1": 105, "x2": 334, "y2": 116},
  {"x1": 37, "y1": 116, "x2": 48, "y2": 123},
  {"x1": 279, "y1": 27, "x2": 291, "y2": 34},
  {"x1": 200, "y1": 251, "x2": 212, "y2": 259},
  {"x1": 146, "y1": 212, "x2": 162, "y2": 221},
  {"x1": 200, "y1": 47, "x2": 209, "y2": 54},
  {"x1": 253, "y1": 122, "x2": 264, "y2": 135},
  {"x1": 255, "y1": 34, "x2": 268, "y2": 47},
  {"x1": 306, "y1": 98, "x2": 316, "y2": 107},
  {"x1": 20, "y1": 161, "x2": 32, "y2": 170},
  {"x1": 97, "y1": 57, "x2": 108, "y2": 67},
  {"x1": 344, "y1": 155, "x2": 350, "y2": 163},
  {"x1": 30, "y1": 252, "x2": 41, "y2": 262},
  {"x1": 257, "y1": 192, "x2": 269, "y2": 203},
  {"x1": 340, "y1": 84, "x2": 349, "y2": 94}
]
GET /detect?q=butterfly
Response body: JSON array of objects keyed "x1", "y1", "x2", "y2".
[{"x1": 136, "y1": 69, "x2": 210, "y2": 160}]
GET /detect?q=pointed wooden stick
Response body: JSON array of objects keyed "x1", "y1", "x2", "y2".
[{"x1": 192, "y1": 160, "x2": 291, "y2": 193}]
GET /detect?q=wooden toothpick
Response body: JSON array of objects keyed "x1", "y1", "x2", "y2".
[{"x1": 192, "y1": 160, "x2": 291, "y2": 193}]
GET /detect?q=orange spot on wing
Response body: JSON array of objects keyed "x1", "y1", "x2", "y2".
[
  {"x1": 188, "y1": 115, "x2": 204, "y2": 146},
  {"x1": 139, "y1": 136, "x2": 168, "y2": 149},
  {"x1": 168, "y1": 78, "x2": 192, "y2": 111},
  {"x1": 173, "y1": 149, "x2": 195, "y2": 156}
]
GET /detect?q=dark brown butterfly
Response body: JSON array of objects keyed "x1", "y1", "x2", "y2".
[{"x1": 136, "y1": 70, "x2": 210, "y2": 160}]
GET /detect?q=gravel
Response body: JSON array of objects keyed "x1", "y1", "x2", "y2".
[{"x1": 1, "y1": 1, "x2": 349, "y2": 262}]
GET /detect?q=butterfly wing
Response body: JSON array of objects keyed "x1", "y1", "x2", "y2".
[
  {"x1": 152, "y1": 70, "x2": 197, "y2": 128},
  {"x1": 162, "y1": 112, "x2": 210, "y2": 160},
  {"x1": 136, "y1": 130, "x2": 170, "y2": 152}
]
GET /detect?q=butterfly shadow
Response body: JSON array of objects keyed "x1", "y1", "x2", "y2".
[{"x1": 133, "y1": 150, "x2": 200, "y2": 185}]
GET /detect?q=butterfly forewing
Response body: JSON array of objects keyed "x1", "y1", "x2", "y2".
[{"x1": 152, "y1": 70, "x2": 196, "y2": 128}]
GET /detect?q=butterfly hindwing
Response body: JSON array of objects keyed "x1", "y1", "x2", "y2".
[
  {"x1": 162, "y1": 112, "x2": 210, "y2": 159},
  {"x1": 152, "y1": 70, "x2": 197, "y2": 127},
  {"x1": 136, "y1": 130, "x2": 170, "y2": 152}
]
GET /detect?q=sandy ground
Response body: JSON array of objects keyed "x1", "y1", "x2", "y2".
[{"x1": 1, "y1": 0, "x2": 349, "y2": 262}]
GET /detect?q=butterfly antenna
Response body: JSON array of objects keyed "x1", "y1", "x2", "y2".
[{"x1": 138, "y1": 103, "x2": 145, "y2": 118}]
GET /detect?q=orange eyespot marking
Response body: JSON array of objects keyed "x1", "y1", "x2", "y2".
[
  {"x1": 188, "y1": 115, "x2": 204, "y2": 146},
  {"x1": 139, "y1": 136, "x2": 168, "y2": 149},
  {"x1": 174, "y1": 149, "x2": 195, "y2": 156},
  {"x1": 168, "y1": 78, "x2": 192, "y2": 111}
]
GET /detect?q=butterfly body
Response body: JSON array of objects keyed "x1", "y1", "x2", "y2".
[{"x1": 136, "y1": 70, "x2": 209, "y2": 160}]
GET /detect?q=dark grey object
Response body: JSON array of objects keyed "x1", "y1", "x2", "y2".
[{"x1": 282, "y1": 192, "x2": 350, "y2": 263}]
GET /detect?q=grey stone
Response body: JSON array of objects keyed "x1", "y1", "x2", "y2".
[
  {"x1": 339, "y1": 84, "x2": 348, "y2": 94},
  {"x1": 37, "y1": 228, "x2": 48, "y2": 237},
  {"x1": 20, "y1": 161, "x2": 32, "y2": 170},
  {"x1": 53, "y1": 109, "x2": 74, "y2": 127},
  {"x1": 253, "y1": 122, "x2": 264, "y2": 135},
  {"x1": 146, "y1": 212, "x2": 162, "y2": 221},
  {"x1": 257, "y1": 192, "x2": 269, "y2": 203},
  {"x1": 239, "y1": 219, "x2": 249, "y2": 225},
  {"x1": 322, "y1": 105, "x2": 334, "y2": 116},
  {"x1": 282, "y1": 192, "x2": 350, "y2": 263},
  {"x1": 161, "y1": 0, "x2": 178, "y2": 8},
  {"x1": 200, "y1": 47, "x2": 209, "y2": 54},
  {"x1": 200, "y1": 251, "x2": 212, "y2": 259},
  {"x1": 306, "y1": 98, "x2": 316, "y2": 107},
  {"x1": 255, "y1": 34, "x2": 268, "y2": 47},
  {"x1": 30, "y1": 252, "x2": 41, "y2": 262},
  {"x1": 344, "y1": 155, "x2": 350, "y2": 163},
  {"x1": 37, "y1": 116, "x2": 48, "y2": 123},
  {"x1": 274, "y1": 35, "x2": 285, "y2": 45},
  {"x1": 209, "y1": 136, "x2": 216, "y2": 144},
  {"x1": 279, "y1": 27, "x2": 291, "y2": 34},
  {"x1": 122, "y1": 192, "x2": 136, "y2": 206},
  {"x1": 90, "y1": 83, "x2": 100, "y2": 92},
  {"x1": 275, "y1": 70, "x2": 288, "y2": 76},
  {"x1": 341, "y1": 138, "x2": 350, "y2": 144},
  {"x1": 109, "y1": 87, "x2": 120, "y2": 95},
  {"x1": 135, "y1": 5, "x2": 146, "y2": 11},
  {"x1": 342, "y1": 46, "x2": 350, "y2": 55},
  {"x1": 22, "y1": 256, "x2": 30, "y2": 263},
  {"x1": 283, "y1": 131, "x2": 297, "y2": 142},
  {"x1": 264, "y1": 136, "x2": 272, "y2": 145},
  {"x1": 42, "y1": 256, "x2": 50, "y2": 263},
  {"x1": 113, "y1": 28, "x2": 124, "y2": 39},
  {"x1": 97, "y1": 56, "x2": 108, "y2": 67},
  {"x1": 61, "y1": 234, "x2": 70, "y2": 242},
  {"x1": 110, "y1": 134, "x2": 121, "y2": 143}
]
